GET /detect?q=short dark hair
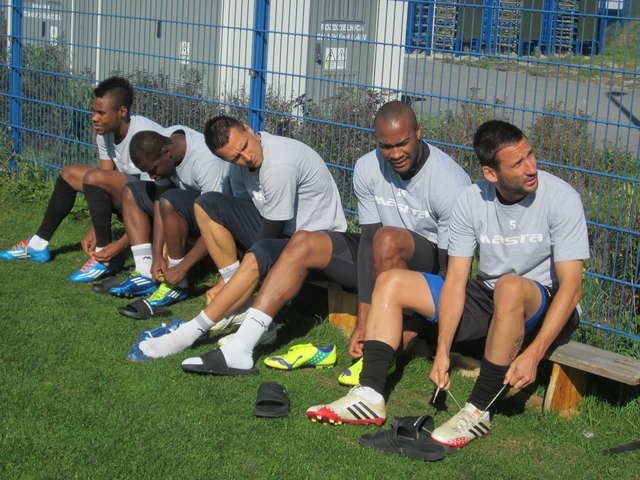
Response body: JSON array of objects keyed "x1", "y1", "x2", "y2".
[
  {"x1": 203, "y1": 115, "x2": 246, "y2": 152},
  {"x1": 129, "y1": 130, "x2": 170, "y2": 168},
  {"x1": 374, "y1": 100, "x2": 418, "y2": 131},
  {"x1": 94, "y1": 76, "x2": 134, "y2": 111},
  {"x1": 473, "y1": 120, "x2": 526, "y2": 169}
]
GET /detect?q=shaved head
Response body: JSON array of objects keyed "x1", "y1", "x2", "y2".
[{"x1": 374, "y1": 100, "x2": 418, "y2": 131}]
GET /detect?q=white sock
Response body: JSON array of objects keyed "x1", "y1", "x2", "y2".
[
  {"x1": 131, "y1": 243, "x2": 153, "y2": 278},
  {"x1": 28, "y1": 235, "x2": 49, "y2": 250},
  {"x1": 168, "y1": 256, "x2": 188, "y2": 288},
  {"x1": 139, "y1": 311, "x2": 214, "y2": 359},
  {"x1": 355, "y1": 386, "x2": 384, "y2": 404},
  {"x1": 220, "y1": 308, "x2": 272, "y2": 369},
  {"x1": 218, "y1": 261, "x2": 239, "y2": 283}
]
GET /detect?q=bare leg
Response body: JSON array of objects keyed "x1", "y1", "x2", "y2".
[
  {"x1": 366, "y1": 269, "x2": 436, "y2": 350},
  {"x1": 252, "y1": 231, "x2": 334, "y2": 317},
  {"x1": 82, "y1": 169, "x2": 128, "y2": 206},
  {"x1": 485, "y1": 274, "x2": 542, "y2": 365},
  {"x1": 121, "y1": 185, "x2": 152, "y2": 245},
  {"x1": 60, "y1": 165, "x2": 96, "y2": 191},
  {"x1": 372, "y1": 227, "x2": 423, "y2": 347},
  {"x1": 372, "y1": 226, "x2": 416, "y2": 272},
  {"x1": 203, "y1": 253, "x2": 261, "y2": 321},
  {"x1": 194, "y1": 203, "x2": 238, "y2": 268}
]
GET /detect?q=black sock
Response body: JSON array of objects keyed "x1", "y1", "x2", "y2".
[
  {"x1": 84, "y1": 183, "x2": 114, "y2": 247},
  {"x1": 359, "y1": 340, "x2": 395, "y2": 396},
  {"x1": 35, "y1": 175, "x2": 78, "y2": 241},
  {"x1": 467, "y1": 358, "x2": 509, "y2": 411}
]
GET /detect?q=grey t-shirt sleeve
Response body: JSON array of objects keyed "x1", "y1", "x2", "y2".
[
  {"x1": 193, "y1": 159, "x2": 230, "y2": 194},
  {"x1": 96, "y1": 134, "x2": 110, "y2": 161},
  {"x1": 549, "y1": 187, "x2": 590, "y2": 262},
  {"x1": 430, "y1": 165, "x2": 471, "y2": 250},
  {"x1": 447, "y1": 190, "x2": 477, "y2": 258},
  {"x1": 353, "y1": 155, "x2": 381, "y2": 225},
  {"x1": 260, "y1": 163, "x2": 297, "y2": 221}
]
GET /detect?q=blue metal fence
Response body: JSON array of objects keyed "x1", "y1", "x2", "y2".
[{"x1": 0, "y1": 0, "x2": 638, "y2": 354}]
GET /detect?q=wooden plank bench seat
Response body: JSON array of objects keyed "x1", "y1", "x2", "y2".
[
  {"x1": 544, "y1": 340, "x2": 640, "y2": 417},
  {"x1": 319, "y1": 283, "x2": 640, "y2": 418}
]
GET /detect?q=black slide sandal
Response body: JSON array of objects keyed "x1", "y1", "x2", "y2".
[
  {"x1": 117, "y1": 298, "x2": 172, "y2": 320},
  {"x1": 253, "y1": 382, "x2": 290, "y2": 418},
  {"x1": 359, "y1": 415, "x2": 450, "y2": 461},
  {"x1": 181, "y1": 349, "x2": 259, "y2": 376}
]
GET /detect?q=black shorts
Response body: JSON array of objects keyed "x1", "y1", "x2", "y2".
[
  {"x1": 126, "y1": 179, "x2": 156, "y2": 216},
  {"x1": 127, "y1": 180, "x2": 201, "y2": 237},
  {"x1": 160, "y1": 189, "x2": 201, "y2": 236},
  {"x1": 196, "y1": 192, "x2": 292, "y2": 278},
  {"x1": 195, "y1": 192, "x2": 262, "y2": 250},
  {"x1": 248, "y1": 238, "x2": 290, "y2": 279},
  {"x1": 315, "y1": 231, "x2": 360, "y2": 291},
  {"x1": 407, "y1": 231, "x2": 438, "y2": 273}
]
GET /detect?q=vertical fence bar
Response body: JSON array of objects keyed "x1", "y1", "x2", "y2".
[
  {"x1": 9, "y1": 0, "x2": 23, "y2": 164},
  {"x1": 249, "y1": 0, "x2": 270, "y2": 132}
]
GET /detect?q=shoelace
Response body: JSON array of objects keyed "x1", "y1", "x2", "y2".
[
  {"x1": 80, "y1": 258, "x2": 98, "y2": 271},
  {"x1": 436, "y1": 383, "x2": 508, "y2": 413},
  {"x1": 453, "y1": 406, "x2": 485, "y2": 432},
  {"x1": 147, "y1": 283, "x2": 171, "y2": 301},
  {"x1": 10, "y1": 239, "x2": 28, "y2": 249}
]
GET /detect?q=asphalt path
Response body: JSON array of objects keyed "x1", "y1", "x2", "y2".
[{"x1": 404, "y1": 55, "x2": 639, "y2": 157}]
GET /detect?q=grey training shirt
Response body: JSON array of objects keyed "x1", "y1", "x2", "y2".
[
  {"x1": 353, "y1": 142, "x2": 471, "y2": 249},
  {"x1": 448, "y1": 170, "x2": 590, "y2": 289},
  {"x1": 234, "y1": 131, "x2": 347, "y2": 235}
]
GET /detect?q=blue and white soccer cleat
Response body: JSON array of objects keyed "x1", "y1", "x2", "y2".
[
  {"x1": 127, "y1": 339, "x2": 155, "y2": 362},
  {"x1": 136, "y1": 319, "x2": 184, "y2": 343},
  {"x1": 146, "y1": 282, "x2": 189, "y2": 307},
  {"x1": 109, "y1": 271, "x2": 156, "y2": 298},
  {"x1": 127, "y1": 320, "x2": 185, "y2": 361},
  {"x1": 69, "y1": 258, "x2": 113, "y2": 282},
  {"x1": 0, "y1": 239, "x2": 50, "y2": 263}
]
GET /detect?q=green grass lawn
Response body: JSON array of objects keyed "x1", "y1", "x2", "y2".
[{"x1": 0, "y1": 177, "x2": 639, "y2": 480}]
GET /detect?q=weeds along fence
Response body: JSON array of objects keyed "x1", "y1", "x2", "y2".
[{"x1": 0, "y1": 1, "x2": 638, "y2": 355}]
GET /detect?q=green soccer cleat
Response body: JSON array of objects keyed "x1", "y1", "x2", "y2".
[{"x1": 264, "y1": 343, "x2": 337, "y2": 370}]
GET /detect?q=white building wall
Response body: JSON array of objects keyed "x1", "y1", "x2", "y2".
[
  {"x1": 267, "y1": 0, "x2": 310, "y2": 102},
  {"x1": 215, "y1": 0, "x2": 310, "y2": 105},
  {"x1": 372, "y1": 0, "x2": 407, "y2": 96},
  {"x1": 215, "y1": 0, "x2": 255, "y2": 101}
]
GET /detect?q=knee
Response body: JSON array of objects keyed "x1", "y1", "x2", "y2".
[
  {"x1": 281, "y1": 231, "x2": 315, "y2": 264},
  {"x1": 373, "y1": 227, "x2": 403, "y2": 256},
  {"x1": 493, "y1": 275, "x2": 526, "y2": 312},
  {"x1": 60, "y1": 165, "x2": 84, "y2": 185},
  {"x1": 194, "y1": 202, "x2": 212, "y2": 229},
  {"x1": 240, "y1": 252, "x2": 260, "y2": 276},
  {"x1": 82, "y1": 169, "x2": 102, "y2": 187},
  {"x1": 372, "y1": 269, "x2": 406, "y2": 300},
  {"x1": 159, "y1": 196, "x2": 178, "y2": 218},
  {"x1": 372, "y1": 227, "x2": 406, "y2": 265},
  {"x1": 121, "y1": 184, "x2": 135, "y2": 205},
  {"x1": 194, "y1": 192, "x2": 225, "y2": 222}
]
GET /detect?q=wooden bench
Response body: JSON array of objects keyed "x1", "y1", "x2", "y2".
[
  {"x1": 544, "y1": 340, "x2": 640, "y2": 417},
  {"x1": 322, "y1": 284, "x2": 640, "y2": 418}
]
